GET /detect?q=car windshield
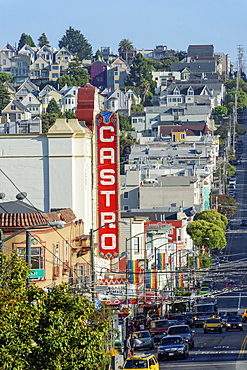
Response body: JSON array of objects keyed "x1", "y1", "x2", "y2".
[
  {"x1": 227, "y1": 317, "x2": 240, "y2": 322},
  {"x1": 150, "y1": 320, "x2": 169, "y2": 328},
  {"x1": 160, "y1": 337, "x2": 183, "y2": 345},
  {"x1": 134, "y1": 332, "x2": 150, "y2": 338},
  {"x1": 123, "y1": 359, "x2": 148, "y2": 368},
  {"x1": 206, "y1": 319, "x2": 220, "y2": 323},
  {"x1": 174, "y1": 315, "x2": 185, "y2": 320},
  {"x1": 168, "y1": 326, "x2": 190, "y2": 334}
]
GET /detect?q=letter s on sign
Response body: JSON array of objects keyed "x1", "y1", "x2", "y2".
[{"x1": 100, "y1": 169, "x2": 115, "y2": 185}]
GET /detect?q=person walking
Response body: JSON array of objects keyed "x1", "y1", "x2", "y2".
[{"x1": 124, "y1": 334, "x2": 132, "y2": 359}]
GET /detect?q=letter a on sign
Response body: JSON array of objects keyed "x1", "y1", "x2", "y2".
[{"x1": 96, "y1": 110, "x2": 120, "y2": 259}]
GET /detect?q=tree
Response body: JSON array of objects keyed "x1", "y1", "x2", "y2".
[
  {"x1": 0, "y1": 82, "x2": 10, "y2": 112},
  {"x1": 118, "y1": 39, "x2": 134, "y2": 62},
  {"x1": 18, "y1": 33, "x2": 35, "y2": 50},
  {"x1": 194, "y1": 209, "x2": 228, "y2": 231},
  {"x1": 213, "y1": 106, "x2": 228, "y2": 121},
  {"x1": 175, "y1": 50, "x2": 187, "y2": 61},
  {"x1": 131, "y1": 103, "x2": 144, "y2": 113},
  {"x1": 0, "y1": 72, "x2": 13, "y2": 83},
  {"x1": 37, "y1": 33, "x2": 50, "y2": 47},
  {"x1": 0, "y1": 252, "x2": 112, "y2": 369},
  {"x1": 211, "y1": 194, "x2": 238, "y2": 218},
  {"x1": 125, "y1": 53, "x2": 156, "y2": 105},
  {"x1": 57, "y1": 57, "x2": 90, "y2": 88},
  {"x1": 40, "y1": 113, "x2": 58, "y2": 133},
  {"x1": 46, "y1": 98, "x2": 62, "y2": 115},
  {"x1": 186, "y1": 219, "x2": 226, "y2": 250},
  {"x1": 160, "y1": 56, "x2": 179, "y2": 71},
  {"x1": 95, "y1": 49, "x2": 103, "y2": 61},
  {"x1": 59, "y1": 27, "x2": 93, "y2": 61},
  {"x1": 224, "y1": 88, "x2": 247, "y2": 112},
  {"x1": 119, "y1": 114, "x2": 133, "y2": 131}
]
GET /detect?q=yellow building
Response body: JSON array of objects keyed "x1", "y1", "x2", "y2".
[{"x1": 1, "y1": 203, "x2": 91, "y2": 289}]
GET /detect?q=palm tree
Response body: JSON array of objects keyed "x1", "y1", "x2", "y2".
[{"x1": 118, "y1": 39, "x2": 135, "y2": 63}]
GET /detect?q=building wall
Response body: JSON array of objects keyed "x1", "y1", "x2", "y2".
[{"x1": 0, "y1": 119, "x2": 93, "y2": 233}]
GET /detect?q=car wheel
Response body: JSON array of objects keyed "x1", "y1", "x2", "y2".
[
  {"x1": 226, "y1": 328, "x2": 228, "y2": 331},
  {"x1": 150, "y1": 345, "x2": 155, "y2": 350},
  {"x1": 158, "y1": 355, "x2": 162, "y2": 362},
  {"x1": 183, "y1": 352, "x2": 187, "y2": 359},
  {"x1": 204, "y1": 329, "x2": 207, "y2": 334},
  {"x1": 240, "y1": 328, "x2": 243, "y2": 331},
  {"x1": 219, "y1": 328, "x2": 222, "y2": 333}
]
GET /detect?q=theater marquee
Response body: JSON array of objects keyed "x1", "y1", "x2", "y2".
[{"x1": 96, "y1": 110, "x2": 120, "y2": 259}]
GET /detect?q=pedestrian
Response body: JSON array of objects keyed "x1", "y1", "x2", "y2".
[
  {"x1": 130, "y1": 334, "x2": 135, "y2": 356},
  {"x1": 139, "y1": 322, "x2": 145, "y2": 330},
  {"x1": 124, "y1": 334, "x2": 132, "y2": 359}
]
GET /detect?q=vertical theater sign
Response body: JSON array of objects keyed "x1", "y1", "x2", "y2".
[{"x1": 96, "y1": 110, "x2": 120, "y2": 259}]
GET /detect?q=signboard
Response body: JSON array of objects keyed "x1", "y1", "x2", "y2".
[
  {"x1": 30, "y1": 269, "x2": 45, "y2": 279},
  {"x1": 96, "y1": 110, "x2": 120, "y2": 259}
]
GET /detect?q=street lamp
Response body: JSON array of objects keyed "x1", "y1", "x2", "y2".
[
  {"x1": 90, "y1": 220, "x2": 128, "y2": 304},
  {"x1": 154, "y1": 238, "x2": 173, "y2": 304},
  {"x1": 0, "y1": 220, "x2": 66, "y2": 285}
]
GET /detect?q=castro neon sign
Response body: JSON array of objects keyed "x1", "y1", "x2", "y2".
[{"x1": 96, "y1": 110, "x2": 120, "y2": 259}]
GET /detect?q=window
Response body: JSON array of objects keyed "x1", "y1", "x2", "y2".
[
  {"x1": 138, "y1": 118, "x2": 143, "y2": 123},
  {"x1": 123, "y1": 192, "x2": 129, "y2": 199},
  {"x1": 11, "y1": 105, "x2": 16, "y2": 110},
  {"x1": 124, "y1": 205, "x2": 129, "y2": 210},
  {"x1": 55, "y1": 243, "x2": 59, "y2": 266},
  {"x1": 3, "y1": 59, "x2": 6, "y2": 65},
  {"x1": 134, "y1": 237, "x2": 140, "y2": 253},
  {"x1": 137, "y1": 191, "x2": 140, "y2": 199},
  {"x1": 132, "y1": 118, "x2": 137, "y2": 123},
  {"x1": 17, "y1": 246, "x2": 44, "y2": 270},
  {"x1": 52, "y1": 65, "x2": 59, "y2": 70},
  {"x1": 65, "y1": 240, "x2": 69, "y2": 262},
  {"x1": 180, "y1": 133, "x2": 185, "y2": 140},
  {"x1": 35, "y1": 64, "x2": 39, "y2": 69},
  {"x1": 52, "y1": 73, "x2": 59, "y2": 78}
]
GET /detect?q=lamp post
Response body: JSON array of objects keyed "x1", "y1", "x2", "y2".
[
  {"x1": 0, "y1": 220, "x2": 66, "y2": 285},
  {"x1": 125, "y1": 231, "x2": 146, "y2": 308},
  {"x1": 90, "y1": 220, "x2": 127, "y2": 304},
  {"x1": 169, "y1": 245, "x2": 181, "y2": 293},
  {"x1": 154, "y1": 239, "x2": 173, "y2": 305}
]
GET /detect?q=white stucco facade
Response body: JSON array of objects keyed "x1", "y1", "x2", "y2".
[{"x1": 0, "y1": 119, "x2": 93, "y2": 233}]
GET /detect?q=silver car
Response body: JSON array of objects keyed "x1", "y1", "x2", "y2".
[
  {"x1": 133, "y1": 330, "x2": 155, "y2": 350},
  {"x1": 165, "y1": 325, "x2": 195, "y2": 349}
]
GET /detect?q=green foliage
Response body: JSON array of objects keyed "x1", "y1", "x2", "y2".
[
  {"x1": 37, "y1": 33, "x2": 50, "y2": 47},
  {"x1": 0, "y1": 72, "x2": 13, "y2": 83},
  {"x1": 160, "y1": 56, "x2": 179, "y2": 71},
  {"x1": 63, "y1": 111, "x2": 76, "y2": 120},
  {"x1": 125, "y1": 53, "x2": 156, "y2": 104},
  {"x1": 186, "y1": 219, "x2": 226, "y2": 250},
  {"x1": 40, "y1": 113, "x2": 58, "y2": 133},
  {"x1": 58, "y1": 57, "x2": 90, "y2": 88},
  {"x1": 131, "y1": 103, "x2": 144, "y2": 113},
  {"x1": 46, "y1": 98, "x2": 62, "y2": 115},
  {"x1": 224, "y1": 78, "x2": 247, "y2": 91},
  {"x1": 95, "y1": 49, "x2": 103, "y2": 61},
  {"x1": 119, "y1": 114, "x2": 133, "y2": 131},
  {"x1": 59, "y1": 27, "x2": 93, "y2": 61},
  {"x1": 216, "y1": 162, "x2": 236, "y2": 178},
  {"x1": 0, "y1": 253, "x2": 112, "y2": 370},
  {"x1": 224, "y1": 88, "x2": 247, "y2": 112},
  {"x1": 120, "y1": 133, "x2": 135, "y2": 157},
  {"x1": 211, "y1": 194, "x2": 238, "y2": 218},
  {"x1": 194, "y1": 209, "x2": 228, "y2": 230},
  {"x1": 0, "y1": 82, "x2": 10, "y2": 112},
  {"x1": 118, "y1": 39, "x2": 134, "y2": 52},
  {"x1": 213, "y1": 106, "x2": 228, "y2": 121},
  {"x1": 18, "y1": 33, "x2": 35, "y2": 49},
  {"x1": 214, "y1": 122, "x2": 246, "y2": 140},
  {"x1": 175, "y1": 50, "x2": 187, "y2": 61}
]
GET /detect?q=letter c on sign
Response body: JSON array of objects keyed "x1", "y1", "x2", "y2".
[{"x1": 100, "y1": 126, "x2": 114, "y2": 142}]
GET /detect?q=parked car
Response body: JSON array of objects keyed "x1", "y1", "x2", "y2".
[
  {"x1": 201, "y1": 280, "x2": 215, "y2": 289},
  {"x1": 226, "y1": 316, "x2": 243, "y2": 331},
  {"x1": 121, "y1": 354, "x2": 159, "y2": 370},
  {"x1": 133, "y1": 330, "x2": 155, "y2": 350},
  {"x1": 157, "y1": 335, "x2": 189, "y2": 361},
  {"x1": 241, "y1": 219, "x2": 247, "y2": 226},
  {"x1": 203, "y1": 317, "x2": 223, "y2": 333},
  {"x1": 165, "y1": 324, "x2": 195, "y2": 349}
]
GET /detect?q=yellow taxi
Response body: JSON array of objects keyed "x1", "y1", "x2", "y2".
[
  {"x1": 242, "y1": 309, "x2": 247, "y2": 322},
  {"x1": 203, "y1": 317, "x2": 224, "y2": 334},
  {"x1": 120, "y1": 354, "x2": 159, "y2": 369}
]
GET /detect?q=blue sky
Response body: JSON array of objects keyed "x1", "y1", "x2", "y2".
[{"x1": 1, "y1": 0, "x2": 247, "y2": 69}]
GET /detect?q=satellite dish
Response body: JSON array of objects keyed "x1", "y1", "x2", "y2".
[
  {"x1": 0, "y1": 193, "x2": 5, "y2": 199},
  {"x1": 16, "y1": 192, "x2": 27, "y2": 200}
]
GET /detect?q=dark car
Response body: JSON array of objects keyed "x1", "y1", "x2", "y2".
[
  {"x1": 241, "y1": 219, "x2": 247, "y2": 226},
  {"x1": 165, "y1": 325, "x2": 194, "y2": 349},
  {"x1": 226, "y1": 316, "x2": 243, "y2": 331},
  {"x1": 173, "y1": 314, "x2": 187, "y2": 325},
  {"x1": 226, "y1": 280, "x2": 237, "y2": 288},
  {"x1": 157, "y1": 335, "x2": 189, "y2": 361}
]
